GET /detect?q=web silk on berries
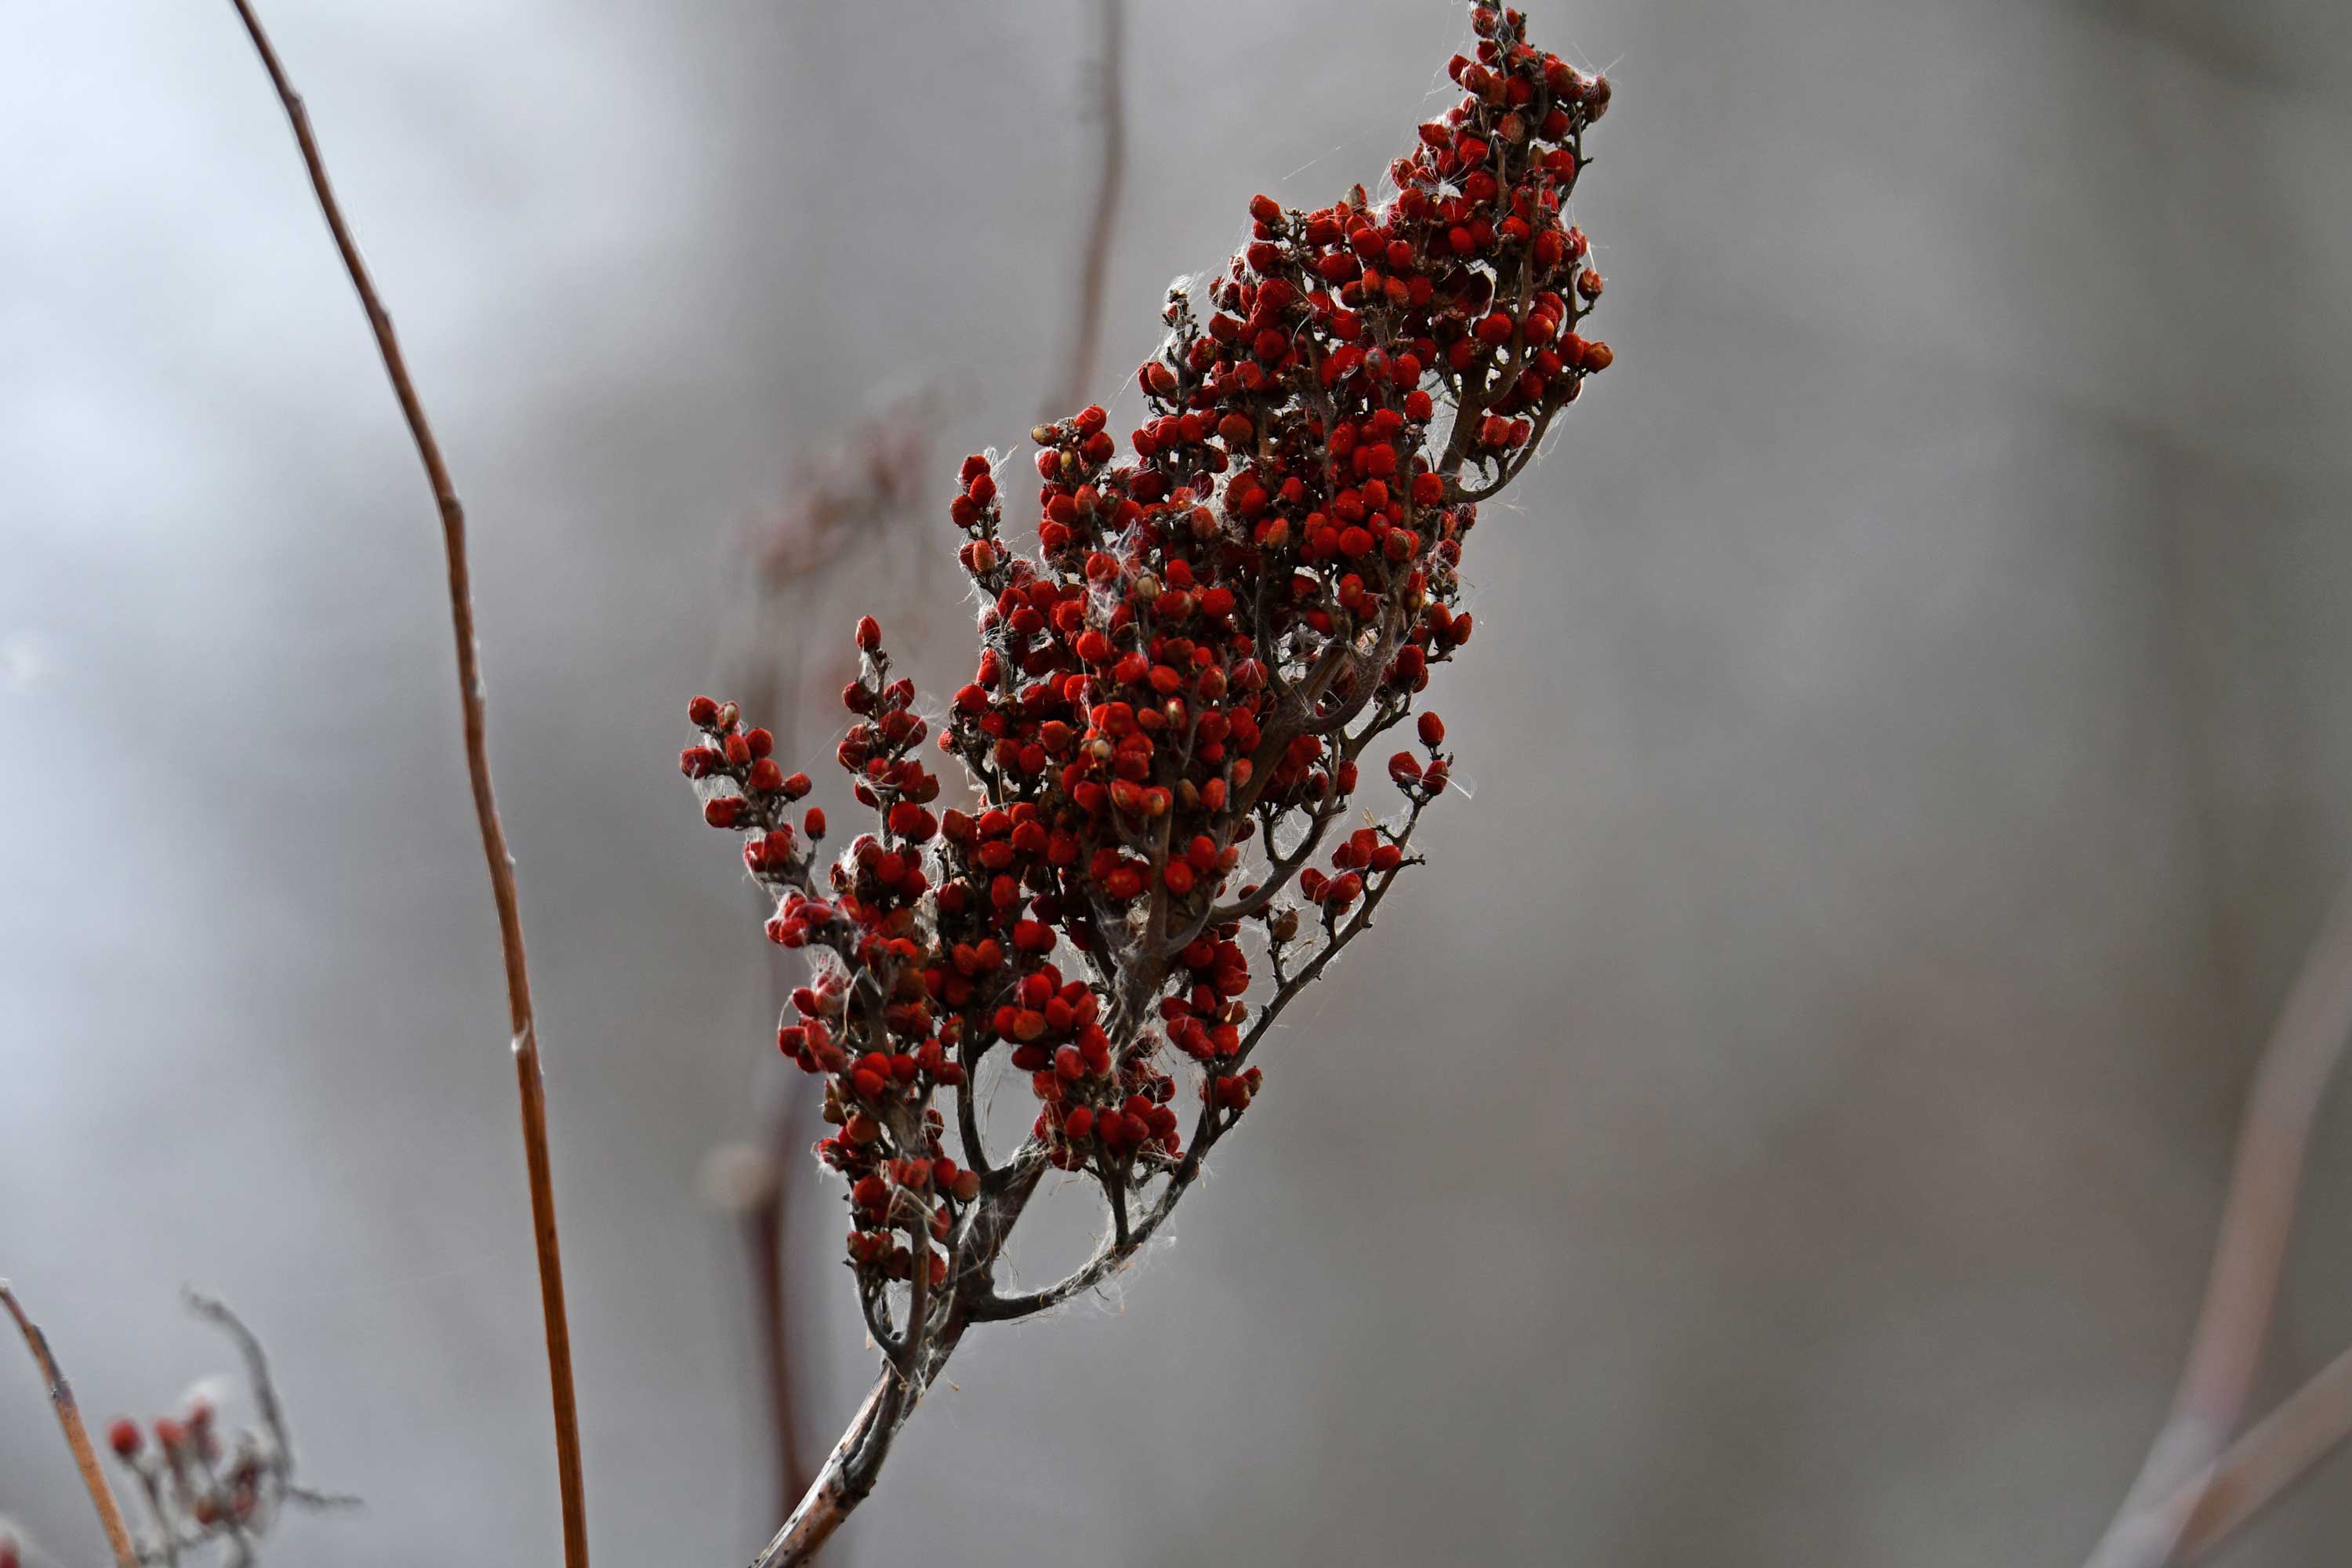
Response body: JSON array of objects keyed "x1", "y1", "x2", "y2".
[{"x1": 678, "y1": 2, "x2": 1606, "y2": 1367}]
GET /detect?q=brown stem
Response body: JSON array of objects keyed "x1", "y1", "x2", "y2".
[
  {"x1": 746, "y1": 1160, "x2": 812, "y2": 1523},
  {"x1": 1044, "y1": 0, "x2": 1126, "y2": 418},
  {"x1": 1, "y1": 1282, "x2": 139, "y2": 1568},
  {"x1": 222, "y1": 5, "x2": 589, "y2": 1562},
  {"x1": 2082, "y1": 873, "x2": 2352, "y2": 1568},
  {"x1": 739, "y1": 652, "x2": 815, "y2": 1519}
]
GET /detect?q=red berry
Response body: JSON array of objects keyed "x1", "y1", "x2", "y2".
[{"x1": 670, "y1": 2, "x2": 1611, "y2": 1347}]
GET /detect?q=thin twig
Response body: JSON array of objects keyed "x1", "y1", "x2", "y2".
[
  {"x1": 1, "y1": 1282, "x2": 139, "y2": 1568},
  {"x1": 2083, "y1": 873, "x2": 2352, "y2": 1568},
  {"x1": 221, "y1": 5, "x2": 590, "y2": 1563},
  {"x1": 739, "y1": 656, "x2": 816, "y2": 1522},
  {"x1": 1044, "y1": 0, "x2": 1126, "y2": 418},
  {"x1": 746, "y1": 1102, "x2": 814, "y2": 1522},
  {"x1": 2139, "y1": 1340, "x2": 2352, "y2": 1559}
]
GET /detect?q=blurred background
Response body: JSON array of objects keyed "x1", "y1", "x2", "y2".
[{"x1": 7, "y1": 0, "x2": 2352, "y2": 1562}]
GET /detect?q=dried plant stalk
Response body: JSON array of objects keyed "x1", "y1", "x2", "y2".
[
  {"x1": 221, "y1": 3, "x2": 588, "y2": 1562},
  {"x1": 2, "y1": 1281, "x2": 139, "y2": 1568}
]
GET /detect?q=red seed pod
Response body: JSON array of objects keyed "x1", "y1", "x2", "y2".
[
  {"x1": 108, "y1": 1417, "x2": 143, "y2": 1457},
  {"x1": 1417, "y1": 712, "x2": 1446, "y2": 747},
  {"x1": 855, "y1": 615, "x2": 883, "y2": 652},
  {"x1": 688, "y1": 695, "x2": 720, "y2": 727},
  {"x1": 804, "y1": 807, "x2": 828, "y2": 839}
]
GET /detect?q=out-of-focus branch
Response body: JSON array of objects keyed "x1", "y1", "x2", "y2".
[
  {"x1": 1044, "y1": 0, "x2": 1126, "y2": 419},
  {"x1": 2083, "y1": 874, "x2": 2352, "y2": 1568},
  {"x1": 726, "y1": 389, "x2": 946, "y2": 1529},
  {"x1": 100, "y1": 1293, "x2": 356, "y2": 1562},
  {"x1": 1, "y1": 1282, "x2": 138, "y2": 1568},
  {"x1": 737, "y1": 654, "x2": 816, "y2": 1524},
  {"x1": 2132, "y1": 1340, "x2": 2352, "y2": 1559},
  {"x1": 743, "y1": 1098, "x2": 814, "y2": 1522},
  {"x1": 221, "y1": 5, "x2": 588, "y2": 1563}
]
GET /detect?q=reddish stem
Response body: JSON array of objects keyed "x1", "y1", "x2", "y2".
[{"x1": 223, "y1": 4, "x2": 589, "y2": 1562}]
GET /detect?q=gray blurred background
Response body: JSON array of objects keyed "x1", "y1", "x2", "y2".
[{"x1": 7, "y1": 0, "x2": 2352, "y2": 1563}]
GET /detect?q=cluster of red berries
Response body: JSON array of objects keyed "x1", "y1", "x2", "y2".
[
  {"x1": 106, "y1": 1392, "x2": 282, "y2": 1553},
  {"x1": 682, "y1": 3, "x2": 1606, "y2": 1315},
  {"x1": 80, "y1": 1298, "x2": 343, "y2": 1563}
]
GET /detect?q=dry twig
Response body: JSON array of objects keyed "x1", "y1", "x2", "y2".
[
  {"x1": 2144, "y1": 1341, "x2": 2352, "y2": 1559},
  {"x1": 221, "y1": 4, "x2": 588, "y2": 1562},
  {"x1": 2084, "y1": 874, "x2": 2352, "y2": 1567},
  {"x1": 1044, "y1": 0, "x2": 1127, "y2": 419},
  {"x1": 2, "y1": 1281, "x2": 139, "y2": 1568}
]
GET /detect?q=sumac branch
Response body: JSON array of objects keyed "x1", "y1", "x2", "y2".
[{"x1": 677, "y1": 7, "x2": 1614, "y2": 1561}]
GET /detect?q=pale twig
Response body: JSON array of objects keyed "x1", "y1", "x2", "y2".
[
  {"x1": 221, "y1": 5, "x2": 588, "y2": 1563},
  {"x1": 2083, "y1": 874, "x2": 2352, "y2": 1568},
  {"x1": 2134, "y1": 1340, "x2": 2352, "y2": 1559},
  {"x1": 1, "y1": 1282, "x2": 138, "y2": 1568}
]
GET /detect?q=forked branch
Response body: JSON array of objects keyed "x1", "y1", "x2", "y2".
[{"x1": 2083, "y1": 873, "x2": 2352, "y2": 1567}]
